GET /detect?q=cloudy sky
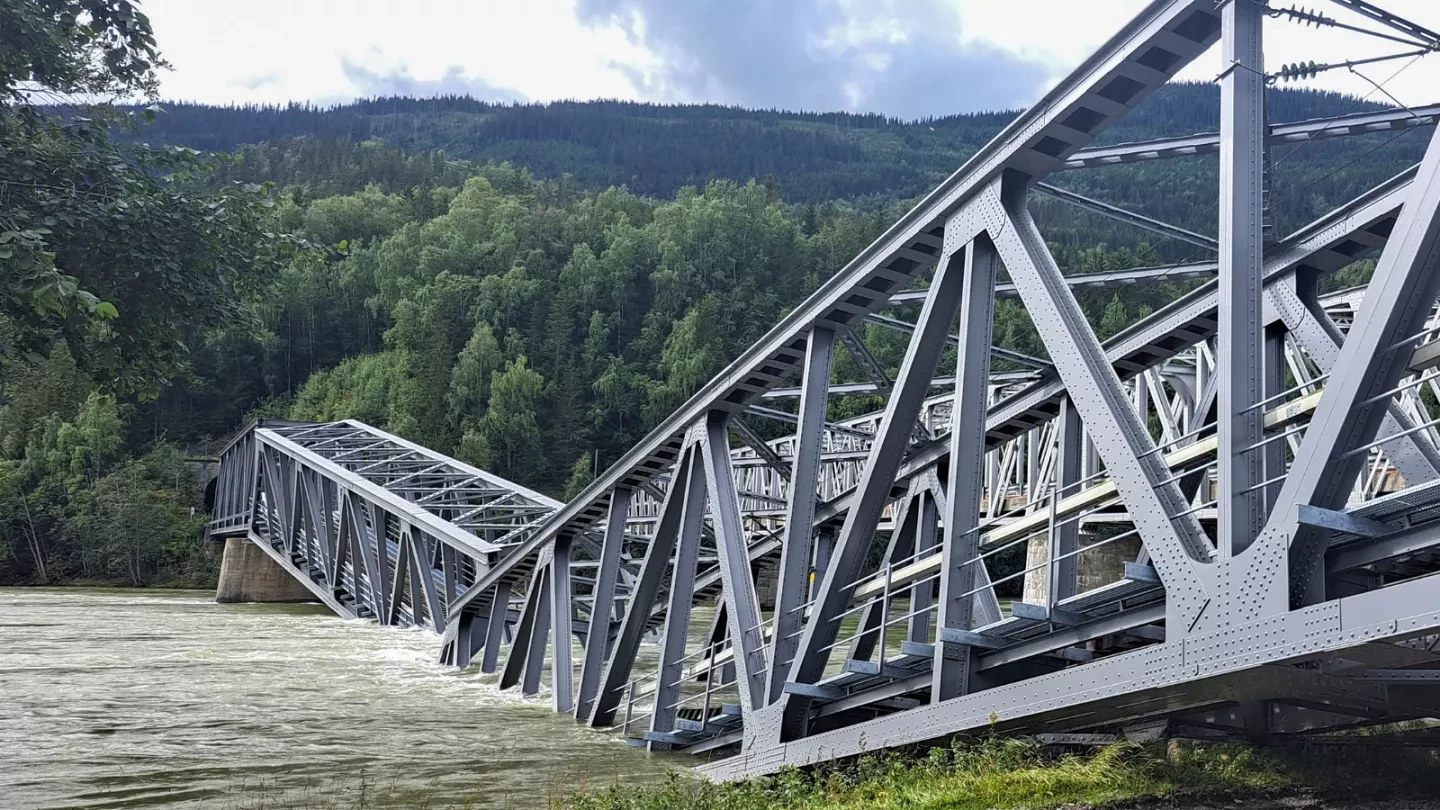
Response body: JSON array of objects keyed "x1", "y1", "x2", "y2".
[{"x1": 139, "y1": 0, "x2": 1440, "y2": 119}]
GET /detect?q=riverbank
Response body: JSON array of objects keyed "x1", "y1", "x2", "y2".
[
  {"x1": 221, "y1": 735, "x2": 1440, "y2": 809},
  {"x1": 559, "y1": 737, "x2": 1440, "y2": 810},
  {"x1": 43, "y1": 576, "x2": 220, "y2": 589}
]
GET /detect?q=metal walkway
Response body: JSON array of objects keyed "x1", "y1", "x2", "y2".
[{"x1": 209, "y1": 0, "x2": 1440, "y2": 780}]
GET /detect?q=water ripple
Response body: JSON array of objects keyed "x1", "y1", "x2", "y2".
[{"x1": 0, "y1": 588, "x2": 680, "y2": 809}]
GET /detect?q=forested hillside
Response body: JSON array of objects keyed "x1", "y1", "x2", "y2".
[
  {"x1": 1, "y1": 71, "x2": 1426, "y2": 586},
  {"x1": 142, "y1": 85, "x2": 1414, "y2": 211}
]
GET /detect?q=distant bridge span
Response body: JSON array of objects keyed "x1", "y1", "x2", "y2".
[{"x1": 210, "y1": 0, "x2": 1440, "y2": 779}]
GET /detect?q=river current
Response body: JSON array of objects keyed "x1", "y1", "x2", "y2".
[{"x1": 0, "y1": 588, "x2": 679, "y2": 809}]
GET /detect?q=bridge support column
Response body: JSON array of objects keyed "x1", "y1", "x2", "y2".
[
  {"x1": 1023, "y1": 530, "x2": 1141, "y2": 605},
  {"x1": 215, "y1": 537, "x2": 315, "y2": 604}
]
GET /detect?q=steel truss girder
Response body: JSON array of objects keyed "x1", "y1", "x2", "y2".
[
  {"x1": 1266, "y1": 119, "x2": 1440, "y2": 605},
  {"x1": 206, "y1": 0, "x2": 1440, "y2": 784},
  {"x1": 442, "y1": 156, "x2": 1440, "y2": 774},
  {"x1": 702, "y1": 575, "x2": 1440, "y2": 779},
  {"x1": 415, "y1": 0, "x2": 1440, "y2": 775},
  {"x1": 210, "y1": 419, "x2": 562, "y2": 667},
  {"x1": 444, "y1": 0, "x2": 1224, "y2": 625}
]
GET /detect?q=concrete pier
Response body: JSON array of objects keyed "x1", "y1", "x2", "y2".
[
  {"x1": 1021, "y1": 529, "x2": 1143, "y2": 606},
  {"x1": 215, "y1": 537, "x2": 315, "y2": 604}
]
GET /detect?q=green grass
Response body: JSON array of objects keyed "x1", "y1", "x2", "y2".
[
  {"x1": 218, "y1": 733, "x2": 1440, "y2": 809},
  {"x1": 560, "y1": 735, "x2": 1440, "y2": 810}
]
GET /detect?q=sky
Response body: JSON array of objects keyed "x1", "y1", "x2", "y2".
[{"x1": 139, "y1": 0, "x2": 1440, "y2": 120}]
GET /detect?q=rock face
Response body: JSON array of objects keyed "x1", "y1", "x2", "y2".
[{"x1": 215, "y1": 537, "x2": 315, "y2": 604}]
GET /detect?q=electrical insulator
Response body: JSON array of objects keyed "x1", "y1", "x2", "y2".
[
  {"x1": 1277, "y1": 60, "x2": 1321, "y2": 82},
  {"x1": 1274, "y1": 4, "x2": 1334, "y2": 28}
]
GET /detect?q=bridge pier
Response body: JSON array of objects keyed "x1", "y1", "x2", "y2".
[
  {"x1": 1022, "y1": 529, "x2": 1142, "y2": 606},
  {"x1": 215, "y1": 537, "x2": 315, "y2": 604}
]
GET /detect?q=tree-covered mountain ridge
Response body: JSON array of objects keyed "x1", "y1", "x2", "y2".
[{"x1": 141, "y1": 82, "x2": 1409, "y2": 206}]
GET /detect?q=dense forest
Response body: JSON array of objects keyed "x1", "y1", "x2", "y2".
[
  {"x1": 0, "y1": 6, "x2": 1426, "y2": 587},
  {"x1": 143, "y1": 87, "x2": 1422, "y2": 223}
]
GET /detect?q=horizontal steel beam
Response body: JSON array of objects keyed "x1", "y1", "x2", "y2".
[
  {"x1": 1062, "y1": 102, "x2": 1440, "y2": 170},
  {"x1": 1034, "y1": 182, "x2": 1217, "y2": 249}
]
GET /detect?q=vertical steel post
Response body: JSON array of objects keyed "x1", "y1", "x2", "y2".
[
  {"x1": 810, "y1": 529, "x2": 834, "y2": 602},
  {"x1": 781, "y1": 243, "x2": 969, "y2": 738},
  {"x1": 331, "y1": 488, "x2": 351, "y2": 593},
  {"x1": 767, "y1": 326, "x2": 835, "y2": 705},
  {"x1": 454, "y1": 611, "x2": 478, "y2": 670},
  {"x1": 364, "y1": 502, "x2": 392, "y2": 625},
  {"x1": 907, "y1": 491, "x2": 939, "y2": 643},
  {"x1": 589, "y1": 441, "x2": 700, "y2": 727},
  {"x1": 550, "y1": 535, "x2": 575, "y2": 713},
  {"x1": 648, "y1": 445, "x2": 709, "y2": 742},
  {"x1": 481, "y1": 580, "x2": 511, "y2": 674},
  {"x1": 699, "y1": 412, "x2": 770, "y2": 715},
  {"x1": 1217, "y1": 0, "x2": 1266, "y2": 558},
  {"x1": 500, "y1": 568, "x2": 546, "y2": 690},
  {"x1": 934, "y1": 233, "x2": 997, "y2": 702},
  {"x1": 388, "y1": 529, "x2": 411, "y2": 626},
  {"x1": 1262, "y1": 324, "x2": 1287, "y2": 512},
  {"x1": 1051, "y1": 397, "x2": 1083, "y2": 604},
  {"x1": 442, "y1": 545, "x2": 458, "y2": 606},
  {"x1": 409, "y1": 527, "x2": 442, "y2": 631},
  {"x1": 522, "y1": 568, "x2": 553, "y2": 697},
  {"x1": 575, "y1": 487, "x2": 631, "y2": 720}
]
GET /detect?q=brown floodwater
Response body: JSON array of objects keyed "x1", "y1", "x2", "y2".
[{"x1": 0, "y1": 588, "x2": 681, "y2": 809}]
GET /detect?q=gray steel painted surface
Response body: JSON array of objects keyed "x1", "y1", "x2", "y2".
[{"x1": 208, "y1": 0, "x2": 1440, "y2": 782}]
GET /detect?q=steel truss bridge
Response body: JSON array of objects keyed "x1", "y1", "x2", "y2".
[{"x1": 209, "y1": 0, "x2": 1440, "y2": 780}]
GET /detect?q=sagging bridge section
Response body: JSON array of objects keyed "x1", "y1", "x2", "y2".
[{"x1": 209, "y1": 0, "x2": 1440, "y2": 780}]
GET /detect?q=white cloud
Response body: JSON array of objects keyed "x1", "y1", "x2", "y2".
[
  {"x1": 953, "y1": 0, "x2": 1440, "y2": 109},
  {"x1": 141, "y1": 0, "x2": 644, "y2": 105},
  {"x1": 139, "y1": 0, "x2": 1440, "y2": 116}
]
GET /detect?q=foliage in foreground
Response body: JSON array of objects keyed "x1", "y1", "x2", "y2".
[
  {"x1": 218, "y1": 736, "x2": 1440, "y2": 810},
  {"x1": 562, "y1": 737, "x2": 1440, "y2": 810},
  {"x1": 1, "y1": 0, "x2": 296, "y2": 398}
]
